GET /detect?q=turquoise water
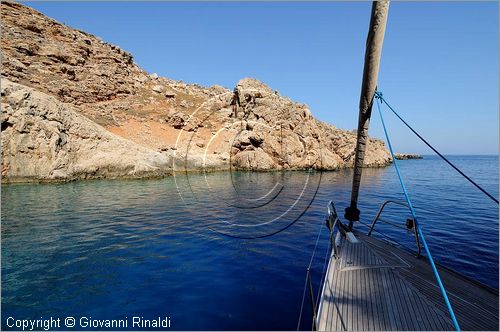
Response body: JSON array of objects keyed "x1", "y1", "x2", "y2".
[{"x1": 2, "y1": 155, "x2": 498, "y2": 330}]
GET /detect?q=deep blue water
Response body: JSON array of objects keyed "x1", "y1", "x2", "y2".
[{"x1": 2, "y1": 155, "x2": 498, "y2": 330}]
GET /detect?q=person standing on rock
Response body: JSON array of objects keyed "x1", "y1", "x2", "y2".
[{"x1": 231, "y1": 87, "x2": 240, "y2": 118}]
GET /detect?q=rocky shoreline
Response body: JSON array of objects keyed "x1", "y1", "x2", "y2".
[
  {"x1": 394, "y1": 153, "x2": 423, "y2": 160},
  {"x1": 1, "y1": 1, "x2": 392, "y2": 183}
]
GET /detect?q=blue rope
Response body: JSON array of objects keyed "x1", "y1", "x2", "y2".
[
  {"x1": 375, "y1": 91, "x2": 461, "y2": 331},
  {"x1": 376, "y1": 93, "x2": 498, "y2": 204}
]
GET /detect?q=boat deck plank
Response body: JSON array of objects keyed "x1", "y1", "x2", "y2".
[{"x1": 317, "y1": 230, "x2": 498, "y2": 331}]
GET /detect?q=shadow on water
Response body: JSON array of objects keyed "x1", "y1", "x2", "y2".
[{"x1": 2, "y1": 156, "x2": 498, "y2": 330}]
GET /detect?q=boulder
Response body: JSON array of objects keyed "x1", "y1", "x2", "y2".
[
  {"x1": 168, "y1": 113, "x2": 186, "y2": 129},
  {"x1": 232, "y1": 148, "x2": 276, "y2": 170},
  {"x1": 152, "y1": 85, "x2": 163, "y2": 93}
]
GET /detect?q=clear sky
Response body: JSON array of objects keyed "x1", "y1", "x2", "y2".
[{"x1": 25, "y1": 1, "x2": 498, "y2": 155}]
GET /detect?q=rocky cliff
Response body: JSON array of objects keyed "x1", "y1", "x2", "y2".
[
  {"x1": 1, "y1": 79, "x2": 173, "y2": 182},
  {"x1": 1, "y1": 1, "x2": 392, "y2": 183}
]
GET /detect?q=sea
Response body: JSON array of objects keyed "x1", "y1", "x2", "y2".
[{"x1": 2, "y1": 155, "x2": 498, "y2": 330}]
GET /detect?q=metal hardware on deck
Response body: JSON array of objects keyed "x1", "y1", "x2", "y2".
[
  {"x1": 327, "y1": 201, "x2": 340, "y2": 258},
  {"x1": 368, "y1": 199, "x2": 421, "y2": 257},
  {"x1": 345, "y1": 232, "x2": 359, "y2": 244},
  {"x1": 368, "y1": 200, "x2": 408, "y2": 234}
]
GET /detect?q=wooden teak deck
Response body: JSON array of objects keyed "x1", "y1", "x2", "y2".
[{"x1": 317, "y1": 230, "x2": 498, "y2": 331}]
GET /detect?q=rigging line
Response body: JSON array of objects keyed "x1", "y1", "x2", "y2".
[
  {"x1": 377, "y1": 93, "x2": 498, "y2": 205},
  {"x1": 316, "y1": 231, "x2": 334, "y2": 305},
  {"x1": 297, "y1": 220, "x2": 325, "y2": 330},
  {"x1": 296, "y1": 270, "x2": 309, "y2": 331},
  {"x1": 308, "y1": 220, "x2": 325, "y2": 270},
  {"x1": 375, "y1": 93, "x2": 461, "y2": 331}
]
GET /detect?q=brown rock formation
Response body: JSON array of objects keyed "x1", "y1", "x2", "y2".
[
  {"x1": 1, "y1": 1, "x2": 142, "y2": 106},
  {"x1": 1, "y1": 1, "x2": 392, "y2": 183},
  {"x1": 1, "y1": 79, "x2": 173, "y2": 182}
]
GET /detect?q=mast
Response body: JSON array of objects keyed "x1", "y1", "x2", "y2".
[{"x1": 345, "y1": 0, "x2": 390, "y2": 228}]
